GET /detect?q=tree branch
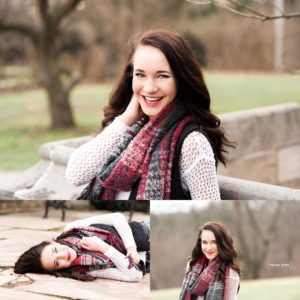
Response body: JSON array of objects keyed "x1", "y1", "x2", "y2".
[
  {"x1": 186, "y1": 0, "x2": 300, "y2": 21},
  {"x1": 65, "y1": 71, "x2": 82, "y2": 94},
  {"x1": 37, "y1": 0, "x2": 49, "y2": 21},
  {"x1": 0, "y1": 20, "x2": 39, "y2": 43},
  {"x1": 52, "y1": 0, "x2": 82, "y2": 25}
]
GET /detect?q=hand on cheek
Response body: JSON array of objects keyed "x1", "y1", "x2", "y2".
[{"x1": 119, "y1": 94, "x2": 143, "y2": 126}]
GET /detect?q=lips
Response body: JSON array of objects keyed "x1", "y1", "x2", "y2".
[
  {"x1": 142, "y1": 95, "x2": 163, "y2": 107},
  {"x1": 67, "y1": 250, "x2": 71, "y2": 261}
]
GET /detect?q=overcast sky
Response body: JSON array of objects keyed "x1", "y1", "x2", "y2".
[{"x1": 151, "y1": 201, "x2": 216, "y2": 215}]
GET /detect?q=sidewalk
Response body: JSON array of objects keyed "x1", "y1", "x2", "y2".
[{"x1": 0, "y1": 207, "x2": 150, "y2": 300}]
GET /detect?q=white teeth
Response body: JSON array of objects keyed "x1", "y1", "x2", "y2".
[{"x1": 144, "y1": 96, "x2": 162, "y2": 102}]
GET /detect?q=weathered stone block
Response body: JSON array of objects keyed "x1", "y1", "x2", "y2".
[
  {"x1": 0, "y1": 287, "x2": 54, "y2": 300},
  {"x1": 278, "y1": 145, "x2": 300, "y2": 183},
  {"x1": 14, "y1": 162, "x2": 86, "y2": 200},
  {"x1": 218, "y1": 150, "x2": 277, "y2": 184},
  {"x1": 220, "y1": 103, "x2": 300, "y2": 160}
]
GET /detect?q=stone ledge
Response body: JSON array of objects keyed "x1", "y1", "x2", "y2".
[
  {"x1": 39, "y1": 136, "x2": 92, "y2": 161},
  {"x1": 219, "y1": 175, "x2": 300, "y2": 200},
  {"x1": 220, "y1": 102, "x2": 300, "y2": 160}
]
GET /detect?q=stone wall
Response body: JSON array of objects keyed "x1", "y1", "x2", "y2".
[
  {"x1": 218, "y1": 103, "x2": 300, "y2": 189},
  {"x1": 6, "y1": 103, "x2": 300, "y2": 200}
]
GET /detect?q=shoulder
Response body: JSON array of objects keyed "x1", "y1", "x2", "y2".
[
  {"x1": 229, "y1": 268, "x2": 240, "y2": 279},
  {"x1": 181, "y1": 130, "x2": 215, "y2": 161}
]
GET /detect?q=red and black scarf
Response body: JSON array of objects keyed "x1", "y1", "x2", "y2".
[
  {"x1": 56, "y1": 226, "x2": 128, "y2": 273},
  {"x1": 179, "y1": 256, "x2": 230, "y2": 300},
  {"x1": 79, "y1": 102, "x2": 193, "y2": 200}
]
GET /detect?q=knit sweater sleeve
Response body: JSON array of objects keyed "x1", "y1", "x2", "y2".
[
  {"x1": 64, "y1": 213, "x2": 136, "y2": 249},
  {"x1": 226, "y1": 268, "x2": 240, "y2": 300},
  {"x1": 65, "y1": 117, "x2": 130, "y2": 186},
  {"x1": 179, "y1": 131, "x2": 221, "y2": 200},
  {"x1": 87, "y1": 246, "x2": 143, "y2": 282}
]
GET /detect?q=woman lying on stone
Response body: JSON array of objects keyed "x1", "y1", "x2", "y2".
[{"x1": 14, "y1": 213, "x2": 149, "y2": 282}]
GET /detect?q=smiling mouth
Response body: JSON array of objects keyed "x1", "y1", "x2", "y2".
[
  {"x1": 143, "y1": 96, "x2": 163, "y2": 102},
  {"x1": 142, "y1": 96, "x2": 164, "y2": 107}
]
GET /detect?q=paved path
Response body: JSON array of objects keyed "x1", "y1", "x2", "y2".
[{"x1": 0, "y1": 208, "x2": 150, "y2": 299}]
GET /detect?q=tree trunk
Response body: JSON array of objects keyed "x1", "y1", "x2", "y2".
[{"x1": 46, "y1": 77, "x2": 75, "y2": 129}]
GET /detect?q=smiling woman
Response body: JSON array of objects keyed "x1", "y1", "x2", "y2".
[
  {"x1": 65, "y1": 29, "x2": 235, "y2": 200},
  {"x1": 14, "y1": 213, "x2": 149, "y2": 282},
  {"x1": 179, "y1": 222, "x2": 240, "y2": 300}
]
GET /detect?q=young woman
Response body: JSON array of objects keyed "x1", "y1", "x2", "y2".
[
  {"x1": 66, "y1": 29, "x2": 234, "y2": 200},
  {"x1": 179, "y1": 222, "x2": 240, "y2": 300},
  {"x1": 14, "y1": 213, "x2": 149, "y2": 282}
]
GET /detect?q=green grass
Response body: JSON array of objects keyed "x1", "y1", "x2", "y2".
[
  {"x1": 0, "y1": 84, "x2": 111, "y2": 170},
  {"x1": 206, "y1": 72, "x2": 300, "y2": 114},
  {"x1": 0, "y1": 72, "x2": 299, "y2": 170},
  {"x1": 150, "y1": 277, "x2": 300, "y2": 300}
]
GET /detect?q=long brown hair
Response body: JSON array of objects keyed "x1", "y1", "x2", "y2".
[
  {"x1": 189, "y1": 221, "x2": 241, "y2": 282},
  {"x1": 14, "y1": 241, "x2": 95, "y2": 281},
  {"x1": 102, "y1": 29, "x2": 234, "y2": 165}
]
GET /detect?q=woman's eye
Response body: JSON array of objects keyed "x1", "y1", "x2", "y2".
[
  {"x1": 158, "y1": 74, "x2": 169, "y2": 79},
  {"x1": 135, "y1": 73, "x2": 144, "y2": 78}
]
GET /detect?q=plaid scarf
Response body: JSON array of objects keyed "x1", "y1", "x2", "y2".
[
  {"x1": 179, "y1": 256, "x2": 230, "y2": 300},
  {"x1": 79, "y1": 102, "x2": 193, "y2": 200},
  {"x1": 56, "y1": 226, "x2": 128, "y2": 273}
]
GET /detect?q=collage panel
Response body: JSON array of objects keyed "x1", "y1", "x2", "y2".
[
  {"x1": 0, "y1": 200, "x2": 150, "y2": 300},
  {"x1": 0, "y1": 1, "x2": 300, "y2": 300},
  {"x1": 150, "y1": 200, "x2": 300, "y2": 300}
]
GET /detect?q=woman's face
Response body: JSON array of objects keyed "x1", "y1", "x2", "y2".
[
  {"x1": 201, "y1": 230, "x2": 219, "y2": 262},
  {"x1": 40, "y1": 242, "x2": 77, "y2": 271},
  {"x1": 132, "y1": 45, "x2": 177, "y2": 119}
]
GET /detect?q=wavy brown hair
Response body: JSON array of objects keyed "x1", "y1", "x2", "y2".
[
  {"x1": 189, "y1": 221, "x2": 241, "y2": 282},
  {"x1": 102, "y1": 28, "x2": 235, "y2": 165},
  {"x1": 14, "y1": 241, "x2": 95, "y2": 281}
]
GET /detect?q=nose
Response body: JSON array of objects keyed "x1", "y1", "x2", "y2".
[
  {"x1": 206, "y1": 244, "x2": 213, "y2": 251},
  {"x1": 143, "y1": 78, "x2": 158, "y2": 94}
]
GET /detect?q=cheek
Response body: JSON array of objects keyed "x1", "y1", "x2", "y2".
[{"x1": 132, "y1": 78, "x2": 140, "y2": 93}]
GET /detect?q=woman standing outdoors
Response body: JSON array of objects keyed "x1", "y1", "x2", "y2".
[
  {"x1": 66, "y1": 29, "x2": 234, "y2": 200},
  {"x1": 14, "y1": 213, "x2": 149, "y2": 282},
  {"x1": 179, "y1": 222, "x2": 240, "y2": 300}
]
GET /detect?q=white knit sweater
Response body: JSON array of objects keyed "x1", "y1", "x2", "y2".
[
  {"x1": 64, "y1": 213, "x2": 144, "y2": 282},
  {"x1": 66, "y1": 117, "x2": 221, "y2": 200}
]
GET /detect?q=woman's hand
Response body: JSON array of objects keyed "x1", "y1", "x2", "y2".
[
  {"x1": 126, "y1": 246, "x2": 140, "y2": 264},
  {"x1": 119, "y1": 94, "x2": 143, "y2": 126},
  {"x1": 79, "y1": 237, "x2": 110, "y2": 253}
]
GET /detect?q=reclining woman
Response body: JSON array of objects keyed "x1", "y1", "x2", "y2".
[{"x1": 14, "y1": 213, "x2": 149, "y2": 282}]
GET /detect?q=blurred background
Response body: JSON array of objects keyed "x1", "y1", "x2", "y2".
[
  {"x1": 0, "y1": 0, "x2": 300, "y2": 171},
  {"x1": 150, "y1": 200, "x2": 300, "y2": 300}
]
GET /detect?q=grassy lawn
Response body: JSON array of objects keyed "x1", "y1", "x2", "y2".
[
  {"x1": 150, "y1": 277, "x2": 300, "y2": 300},
  {"x1": 0, "y1": 72, "x2": 299, "y2": 170}
]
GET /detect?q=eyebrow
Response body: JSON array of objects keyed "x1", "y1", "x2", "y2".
[
  {"x1": 134, "y1": 68, "x2": 171, "y2": 74},
  {"x1": 52, "y1": 247, "x2": 57, "y2": 269}
]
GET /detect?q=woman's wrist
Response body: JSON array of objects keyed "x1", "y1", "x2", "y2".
[{"x1": 118, "y1": 113, "x2": 138, "y2": 127}]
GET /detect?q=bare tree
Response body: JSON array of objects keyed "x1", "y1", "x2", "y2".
[
  {"x1": 186, "y1": 0, "x2": 300, "y2": 21},
  {"x1": 234, "y1": 201, "x2": 282, "y2": 278},
  {"x1": 0, "y1": 0, "x2": 83, "y2": 129}
]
